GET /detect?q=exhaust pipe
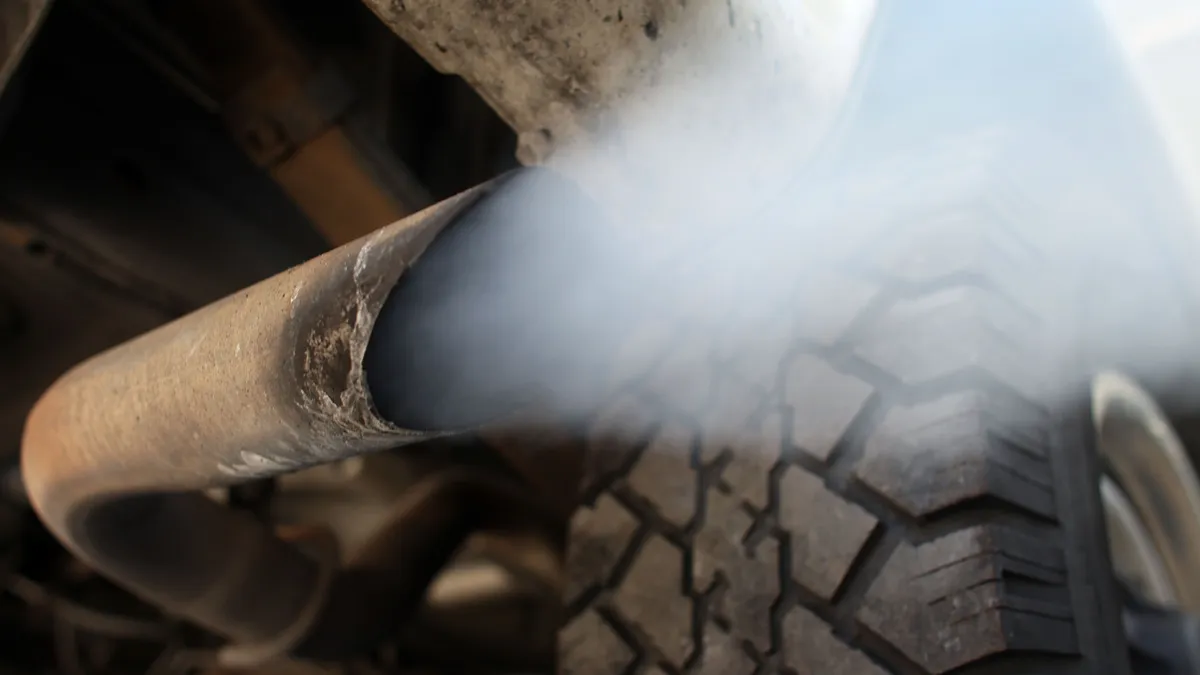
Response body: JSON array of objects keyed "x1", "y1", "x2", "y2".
[{"x1": 19, "y1": 169, "x2": 618, "y2": 662}]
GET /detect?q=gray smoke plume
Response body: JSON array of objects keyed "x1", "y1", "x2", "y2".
[{"x1": 370, "y1": 0, "x2": 1200, "y2": 460}]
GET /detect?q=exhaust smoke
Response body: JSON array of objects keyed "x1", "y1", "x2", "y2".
[{"x1": 367, "y1": 0, "x2": 1200, "y2": 468}]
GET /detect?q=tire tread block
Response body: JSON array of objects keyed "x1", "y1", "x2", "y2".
[{"x1": 857, "y1": 525, "x2": 1077, "y2": 674}]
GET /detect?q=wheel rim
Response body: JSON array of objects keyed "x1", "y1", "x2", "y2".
[
  {"x1": 1100, "y1": 475, "x2": 1175, "y2": 605},
  {"x1": 1094, "y1": 371, "x2": 1200, "y2": 609}
]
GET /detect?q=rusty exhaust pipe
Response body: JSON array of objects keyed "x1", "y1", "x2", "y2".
[{"x1": 19, "y1": 169, "x2": 620, "y2": 663}]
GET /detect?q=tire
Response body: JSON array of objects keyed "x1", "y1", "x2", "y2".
[
  {"x1": 552, "y1": 4, "x2": 1183, "y2": 672},
  {"x1": 556, "y1": 130, "x2": 1128, "y2": 675}
]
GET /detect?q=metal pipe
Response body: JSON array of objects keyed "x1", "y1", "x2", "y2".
[{"x1": 20, "y1": 168, "x2": 607, "y2": 661}]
